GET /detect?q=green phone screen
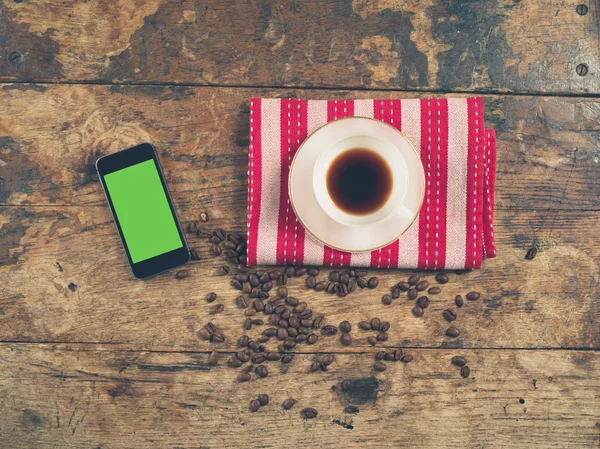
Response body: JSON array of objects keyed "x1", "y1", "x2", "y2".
[{"x1": 103, "y1": 159, "x2": 183, "y2": 263}]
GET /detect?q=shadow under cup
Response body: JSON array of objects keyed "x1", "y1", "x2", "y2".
[{"x1": 313, "y1": 134, "x2": 409, "y2": 227}]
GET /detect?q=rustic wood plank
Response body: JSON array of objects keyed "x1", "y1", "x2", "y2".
[
  {"x1": 1, "y1": 204, "x2": 598, "y2": 350},
  {"x1": 1, "y1": 0, "x2": 598, "y2": 94},
  {"x1": 1, "y1": 84, "x2": 599, "y2": 210},
  {"x1": 0, "y1": 343, "x2": 598, "y2": 448}
]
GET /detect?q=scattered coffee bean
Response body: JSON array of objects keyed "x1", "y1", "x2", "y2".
[
  {"x1": 208, "y1": 351, "x2": 219, "y2": 365},
  {"x1": 412, "y1": 306, "x2": 424, "y2": 317},
  {"x1": 377, "y1": 332, "x2": 388, "y2": 342},
  {"x1": 391, "y1": 286, "x2": 400, "y2": 299},
  {"x1": 443, "y1": 309, "x2": 457, "y2": 322},
  {"x1": 356, "y1": 277, "x2": 368, "y2": 288},
  {"x1": 460, "y1": 366, "x2": 471, "y2": 378},
  {"x1": 307, "y1": 267, "x2": 320, "y2": 276},
  {"x1": 367, "y1": 336, "x2": 377, "y2": 346},
  {"x1": 188, "y1": 222, "x2": 201, "y2": 234},
  {"x1": 211, "y1": 243, "x2": 222, "y2": 256},
  {"x1": 210, "y1": 235, "x2": 222, "y2": 244},
  {"x1": 295, "y1": 266, "x2": 308, "y2": 277},
  {"x1": 321, "y1": 325, "x2": 338, "y2": 336},
  {"x1": 269, "y1": 270, "x2": 281, "y2": 280},
  {"x1": 211, "y1": 333, "x2": 225, "y2": 343},
  {"x1": 315, "y1": 281, "x2": 328, "y2": 292},
  {"x1": 525, "y1": 247, "x2": 537, "y2": 260},
  {"x1": 416, "y1": 296, "x2": 429, "y2": 309},
  {"x1": 306, "y1": 276, "x2": 317, "y2": 289},
  {"x1": 245, "y1": 308, "x2": 257, "y2": 317},
  {"x1": 219, "y1": 264, "x2": 230, "y2": 274},
  {"x1": 435, "y1": 273, "x2": 449, "y2": 284},
  {"x1": 229, "y1": 357, "x2": 243, "y2": 368},
  {"x1": 322, "y1": 355, "x2": 335, "y2": 366},
  {"x1": 313, "y1": 316, "x2": 324, "y2": 328},
  {"x1": 416, "y1": 280, "x2": 429, "y2": 291},
  {"x1": 451, "y1": 356, "x2": 467, "y2": 367},
  {"x1": 309, "y1": 361, "x2": 320, "y2": 372},
  {"x1": 198, "y1": 328, "x2": 211, "y2": 340},
  {"x1": 400, "y1": 355, "x2": 414, "y2": 363},
  {"x1": 215, "y1": 229, "x2": 226, "y2": 240},
  {"x1": 243, "y1": 318, "x2": 252, "y2": 330},
  {"x1": 249, "y1": 399, "x2": 261, "y2": 412},
  {"x1": 248, "y1": 341, "x2": 260, "y2": 351},
  {"x1": 370, "y1": 318, "x2": 381, "y2": 330},
  {"x1": 231, "y1": 279, "x2": 243, "y2": 290},
  {"x1": 455, "y1": 295, "x2": 464, "y2": 308},
  {"x1": 238, "y1": 335, "x2": 249, "y2": 347},
  {"x1": 301, "y1": 408, "x2": 318, "y2": 419},
  {"x1": 374, "y1": 361, "x2": 387, "y2": 372},
  {"x1": 255, "y1": 365, "x2": 269, "y2": 378},
  {"x1": 283, "y1": 398, "x2": 297, "y2": 410},
  {"x1": 379, "y1": 321, "x2": 390, "y2": 333},
  {"x1": 345, "y1": 405, "x2": 360, "y2": 414},
  {"x1": 393, "y1": 349, "x2": 403, "y2": 361},
  {"x1": 223, "y1": 241, "x2": 237, "y2": 250},
  {"x1": 261, "y1": 281, "x2": 273, "y2": 292},
  {"x1": 259, "y1": 274, "x2": 270, "y2": 284},
  {"x1": 257, "y1": 394, "x2": 269, "y2": 406},
  {"x1": 376, "y1": 351, "x2": 386, "y2": 361},
  {"x1": 190, "y1": 249, "x2": 201, "y2": 261},
  {"x1": 211, "y1": 304, "x2": 224, "y2": 314},
  {"x1": 428, "y1": 287, "x2": 441, "y2": 295},
  {"x1": 341, "y1": 379, "x2": 352, "y2": 391},
  {"x1": 340, "y1": 273, "x2": 351, "y2": 284},
  {"x1": 329, "y1": 271, "x2": 340, "y2": 282},
  {"x1": 397, "y1": 281, "x2": 410, "y2": 291},
  {"x1": 205, "y1": 292, "x2": 217, "y2": 303},
  {"x1": 282, "y1": 353, "x2": 295, "y2": 363},
  {"x1": 367, "y1": 277, "x2": 379, "y2": 289},
  {"x1": 466, "y1": 291, "x2": 481, "y2": 301},
  {"x1": 408, "y1": 274, "x2": 420, "y2": 286},
  {"x1": 307, "y1": 334, "x2": 319, "y2": 344},
  {"x1": 341, "y1": 332, "x2": 352, "y2": 345},
  {"x1": 446, "y1": 327, "x2": 460, "y2": 338},
  {"x1": 238, "y1": 372, "x2": 251, "y2": 382},
  {"x1": 358, "y1": 321, "x2": 371, "y2": 330},
  {"x1": 382, "y1": 294, "x2": 392, "y2": 305},
  {"x1": 237, "y1": 350, "x2": 250, "y2": 363},
  {"x1": 175, "y1": 270, "x2": 189, "y2": 279},
  {"x1": 408, "y1": 288, "x2": 418, "y2": 300}
]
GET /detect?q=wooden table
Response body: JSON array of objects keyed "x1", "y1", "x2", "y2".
[{"x1": 1, "y1": 1, "x2": 599, "y2": 447}]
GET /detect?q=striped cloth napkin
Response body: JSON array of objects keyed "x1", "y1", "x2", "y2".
[{"x1": 246, "y1": 97, "x2": 496, "y2": 270}]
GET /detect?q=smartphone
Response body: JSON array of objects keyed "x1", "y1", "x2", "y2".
[{"x1": 96, "y1": 143, "x2": 190, "y2": 279}]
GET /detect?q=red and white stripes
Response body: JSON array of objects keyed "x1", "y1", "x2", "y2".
[{"x1": 247, "y1": 97, "x2": 496, "y2": 269}]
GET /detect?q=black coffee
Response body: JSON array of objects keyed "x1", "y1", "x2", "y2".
[{"x1": 326, "y1": 148, "x2": 392, "y2": 215}]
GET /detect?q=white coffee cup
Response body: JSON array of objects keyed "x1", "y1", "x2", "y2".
[{"x1": 312, "y1": 133, "x2": 408, "y2": 227}]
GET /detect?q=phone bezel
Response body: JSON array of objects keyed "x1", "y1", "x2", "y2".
[{"x1": 96, "y1": 143, "x2": 190, "y2": 279}]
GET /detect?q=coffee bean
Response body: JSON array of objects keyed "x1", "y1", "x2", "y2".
[
  {"x1": 367, "y1": 277, "x2": 379, "y2": 289},
  {"x1": 301, "y1": 408, "x2": 318, "y2": 419},
  {"x1": 282, "y1": 353, "x2": 295, "y2": 363},
  {"x1": 408, "y1": 274, "x2": 420, "y2": 286},
  {"x1": 211, "y1": 304, "x2": 224, "y2": 314},
  {"x1": 204, "y1": 292, "x2": 217, "y2": 303},
  {"x1": 219, "y1": 264, "x2": 230, "y2": 274},
  {"x1": 379, "y1": 321, "x2": 390, "y2": 333},
  {"x1": 294, "y1": 302, "x2": 307, "y2": 313},
  {"x1": 211, "y1": 243, "x2": 222, "y2": 256},
  {"x1": 452, "y1": 356, "x2": 467, "y2": 367},
  {"x1": 294, "y1": 266, "x2": 308, "y2": 277},
  {"x1": 376, "y1": 351, "x2": 387, "y2": 361},
  {"x1": 393, "y1": 349, "x2": 403, "y2": 361},
  {"x1": 306, "y1": 276, "x2": 317, "y2": 289},
  {"x1": 370, "y1": 318, "x2": 381, "y2": 330},
  {"x1": 309, "y1": 361, "x2": 320, "y2": 373},
  {"x1": 455, "y1": 295, "x2": 464, "y2": 308},
  {"x1": 400, "y1": 355, "x2": 414, "y2": 363},
  {"x1": 237, "y1": 350, "x2": 250, "y2": 363},
  {"x1": 338, "y1": 283, "x2": 349, "y2": 297},
  {"x1": 262, "y1": 281, "x2": 273, "y2": 292},
  {"x1": 347, "y1": 279, "x2": 358, "y2": 292},
  {"x1": 285, "y1": 338, "x2": 297, "y2": 349},
  {"x1": 358, "y1": 320, "x2": 371, "y2": 330},
  {"x1": 262, "y1": 328, "x2": 276, "y2": 338},
  {"x1": 188, "y1": 221, "x2": 201, "y2": 233},
  {"x1": 408, "y1": 288, "x2": 418, "y2": 300},
  {"x1": 259, "y1": 274, "x2": 270, "y2": 284},
  {"x1": 215, "y1": 228, "x2": 226, "y2": 240},
  {"x1": 283, "y1": 398, "x2": 297, "y2": 410},
  {"x1": 377, "y1": 332, "x2": 388, "y2": 341},
  {"x1": 328, "y1": 271, "x2": 340, "y2": 283},
  {"x1": 211, "y1": 333, "x2": 225, "y2": 343},
  {"x1": 278, "y1": 273, "x2": 288, "y2": 285},
  {"x1": 240, "y1": 282, "x2": 250, "y2": 294},
  {"x1": 279, "y1": 319, "x2": 289, "y2": 328},
  {"x1": 277, "y1": 328, "x2": 289, "y2": 340},
  {"x1": 390, "y1": 286, "x2": 400, "y2": 299},
  {"x1": 412, "y1": 306, "x2": 424, "y2": 317},
  {"x1": 284, "y1": 266, "x2": 294, "y2": 277},
  {"x1": 190, "y1": 249, "x2": 201, "y2": 261},
  {"x1": 254, "y1": 299, "x2": 265, "y2": 312},
  {"x1": 321, "y1": 354, "x2": 335, "y2": 366},
  {"x1": 435, "y1": 273, "x2": 449, "y2": 284},
  {"x1": 307, "y1": 333, "x2": 319, "y2": 344},
  {"x1": 397, "y1": 281, "x2": 410, "y2": 291},
  {"x1": 198, "y1": 328, "x2": 211, "y2": 340},
  {"x1": 243, "y1": 318, "x2": 252, "y2": 330},
  {"x1": 238, "y1": 335, "x2": 249, "y2": 347},
  {"x1": 208, "y1": 351, "x2": 219, "y2": 365},
  {"x1": 321, "y1": 325, "x2": 338, "y2": 336},
  {"x1": 443, "y1": 309, "x2": 457, "y2": 322},
  {"x1": 238, "y1": 372, "x2": 251, "y2": 382},
  {"x1": 446, "y1": 326, "x2": 460, "y2": 338},
  {"x1": 339, "y1": 321, "x2": 351, "y2": 333},
  {"x1": 341, "y1": 332, "x2": 352, "y2": 345},
  {"x1": 250, "y1": 287, "x2": 261, "y2": 298},
  {"x1": 374, "y1": 361, "x2": 387, "y2": 372},
  {"x1": 288, "y1": 316, "x2": 299, "y2": 328},
  {"x1": 255, "y1": 365, "x2": 269, "y2": 378},
  {"x1": 382, "y1": 294, "x2": 392, "y2": 305},
  {"x1": 367, "y1": 336, "x2": 377, "y2": 346},
  {"x1": 305, "y1": 267, "x2": 319, "y2": 276},
  {"x1": 345, "y1": 405, "x2": 359, "y2": 414},
  {"x1": 417, "y1": 296, "x2": 429, "y2": 309},
  {"x1": 288, "y1": 326, "x2": 299, "y2": 336},
  {"x1": 257, "y1": 336, "x2": 270, "y2": 344},
  {"x1": 237, "y1": 264, "x2": 249, "y2": 273},
  {"x1": 205, "y1": 322, "x2": 216, "y2": 334},
  {"x1": 340, "y1": 273, "x2": 351, "y2": 284},
  {"x1": 315, "y1": 281, "x2": 328, "y2": 291},
  {"x1": 248, "y1": 341, "x2": 259, "y2": 351},
  {"x1": 274, "y1": 286, "x2": 287, "y2": 299},
  {"x1": 356, "y1": 277, "x2": 368, "y2": 288},
  {"x1": 254, "y1": 394, "x2": 269, "y2": 407},
  {"x1": 428, "y1": 287, "x2": 441, "y2": 295},
  {"x1": 210, "y1": 235, "x2": 222, "y2": 244},
  {"x1": 249, "y1": 399, "x2": 261, "y2": 412},
  {"x1": 175, "y1": 270, "x2": 189, "y2": 279},
  {"x1": 525, "y1": 247, "x2": 537, "y2": 260},
  {"x1": 460, "y1": 366, "x2": 471, "y2": 378},
  {"x1": 264, "y1": 303, "x2": 274, "y2": 314},
  {"x1": 466, "y1": 291, "x2": 480, "y2": 301},
  {"x1": 246, "y1": 274, "x2": 257, "y2": 287},
  {"x1": 229, "y1": 357, "x2": 243, "y2": 368},
  {"x1": 283, "y1": 297, "x2": 297, "y2": 307},
  {"x1": 269, "y1": 270, "x2": 281, "y2": 280},
  {"x1": 223, "y1": 241, "x2": 237, "y2": 250},
  {"x1": 416, "y1": 280, "x2": 429, "y2": 291},
  {"x1": 301, "y1": 318, "x2": 313, "y2": 327}
]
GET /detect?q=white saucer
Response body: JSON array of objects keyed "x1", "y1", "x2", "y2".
[{"x1": 289, "y1": 117, "x2": 425, "y2": 252}]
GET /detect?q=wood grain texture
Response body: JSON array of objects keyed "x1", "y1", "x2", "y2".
[
  {"x1": 1, "y1": 204, "x2": 599, "y2": 350},
  {"x1": 1, "y1": 0, "x2": 598, "y2": 94},
  {"x1": 1, "y1": 84, "x2": 599, "y2": 210},
  {"x1": 1, "y1": 344, "x2": 599, "y2": 448}
]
